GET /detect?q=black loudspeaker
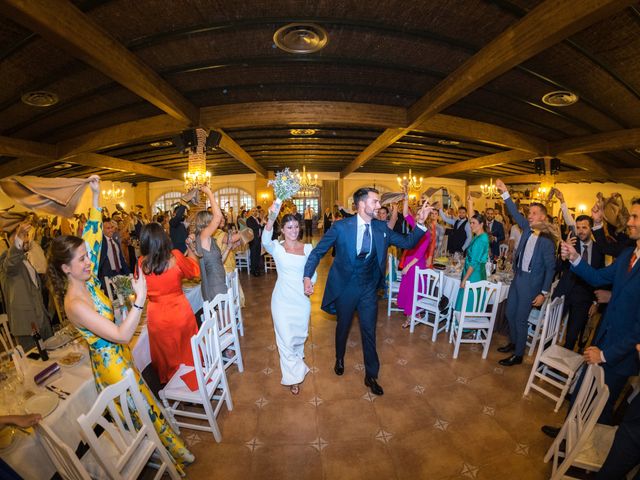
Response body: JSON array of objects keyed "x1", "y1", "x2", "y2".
[
  {"x1": 172, "y1": 129, "x2": 198, "y2": 152},
  {"x1": 550, "y1": 157, "x2": 561, "y2": 174},
  {"x1": 206, "y1": 131, "x2": 222, "y2": 150},
  {"x1": 534, "y1": 158, "x2": 546, "y2": 175}
]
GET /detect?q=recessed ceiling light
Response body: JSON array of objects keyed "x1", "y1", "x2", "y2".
[
  {"x1": 290, "y1": 129, "x2": 316, "y2": 136},
  {"x1": 149, "y1": 140, "x2": 173, "y2": 147},
  {"x1": 21, "y1": 90, "x2": 59, "y2": 107},
  {"x1": 53, "y1": 163, "x2": 73, "y2": 169},
  {"x1": 542, "y1": 91, "x2": 579, "y2": 107},
  {"x1": 274, "y1": 23, "x2": 328, "y2": 54},
  {"x1": 634, "y1": 147, "x2": 640, "y2": 154},
  {"x1": 438, "y1": 139, "x2": 461, "y2": 146}
]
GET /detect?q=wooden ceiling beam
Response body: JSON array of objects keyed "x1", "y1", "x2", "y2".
[
  {"x1": 61, "y1": 153, "x2": 183, "y2": 181},
  {"x1": 556, "y1": 154, "x2": 610, "y2": 178},
  {"x1": 216, "y1": 131, "x2": 267, "y2": 178},
  {"x1": 57, "y1": 115, "x2": 189, "y2": 158},
  {"x1": 551, "y1": 127, "x2": 640, "y2": 154},
  {"x1": 420, "y1": 150, "x2": 534, "y2": 178},
  {"x1": 341, "y1": 0, "x2": 635, "y2": 177},
  {"x1": 472, "y1": 171, "x2": 609, "y2": 186},
  {"x1": 0, "y1": 0, "x2": 199, "y2": 125},
  {"x1": 0, "y1": 136, "x2": 57, "y2": 158},
  {"x1": 0, "y1": 157, "x2": 55, "y2": 178}
]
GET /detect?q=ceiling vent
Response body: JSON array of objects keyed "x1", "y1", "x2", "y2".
[
  {"x1": 21, "y1": 91, "x2": 59, "y2": 107},
  {"x1": 274, "y1": 23, "x2": 328, "y2": 54},
  {"x1": 541, "y1": 91, "x2": 579, "y2": 107},
  {"x1": 290, "y1": 128, "x2": 316, "y2": 136}
]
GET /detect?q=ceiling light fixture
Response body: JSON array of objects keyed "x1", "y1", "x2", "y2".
[
  {"x1": 53, "y1": 163, "x2": 73, "y2": 169},
  {"x1": 274, "y1": 23, "x2": 328, "y2": 54},
  {"x1": 437, "y1": 139, "x2": 461, "y2": 146},
  {"x1": 541, "y1": 91, "x2": 579, "y2": 107},
  {"x1": 290, "y1": 128, "x2": 316, "y2": 136},
  {"x1": 21, "y1": 91, "x2": 59, "y2": 107},
  {"x1": 150, "y1": 140, "x2": 173, "y2": 147}
]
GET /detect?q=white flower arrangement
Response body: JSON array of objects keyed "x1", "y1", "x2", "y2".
[{"x1": 268, "y1": 168, "x2": 301, "y2": 204}]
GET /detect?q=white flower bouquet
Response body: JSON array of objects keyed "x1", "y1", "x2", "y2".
[{"x1": 268, "y1": 168, "x2": 301, "y2": 210}]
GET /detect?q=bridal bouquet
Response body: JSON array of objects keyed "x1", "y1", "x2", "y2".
[
  {"x1": 268, "y1": 168, "x2": 301, "y2": 209},
  {"x1": 111, "y1": 274, "x2": 134, "y2": 307}
]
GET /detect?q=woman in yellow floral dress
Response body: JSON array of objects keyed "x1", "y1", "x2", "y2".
[{"x1": 46, "y1": 176, "x2": 193, "y2": 473}]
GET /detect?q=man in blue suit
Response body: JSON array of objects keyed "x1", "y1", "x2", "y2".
[
  {"x1": 303, "y1": 188, "x2": 431, "y2": 396},
  {"x1": 556, "y1": 198, "x2": 640, "y2": 424},
  {"x1": 485, "y1": 207, "x2": 505, "y2": 259},
  {"x1": 495, "y1": 179, "x2": 556, "y2": 366}
]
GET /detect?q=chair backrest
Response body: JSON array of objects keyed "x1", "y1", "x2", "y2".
[
  {"x1": 227, "y1": 270, "x2": 241, "y2": 308},
  {"x1": 539, "y1": 296, "x2": 566, "y2": 351},
  {"x1": 414, "y1": 268, "x2": 442, "y2": 302},
  {"x1": 192, "y1": 309, "x2": 225, "y2": 391},
  {"x1": 103, "y1": 277, "x2": 116, "y2": 304},
  {"x1": 37, "y1": 422, "x2": 92, "y2": 480},
  {"x1": 499, "y1": 244, "x2": 508, "y2": 257},
  {"x1": 77, "y1": 369, "x2": 178, "y2": 480},
  {"x1": 387, "y1": 254, "x2": 400, "y2": 283},
  {"x1": 548, "y1": 365, "x2": 609, "y2": 479},
  {"x1": 209, "y1": 289, "x2": 235, "y2": 337},
  {"x1": 0, "y1": 313, "x2": 15, "y2": 352},
  {"x1": 458, "y1": 281, "x2": 502, "y2": 319}
]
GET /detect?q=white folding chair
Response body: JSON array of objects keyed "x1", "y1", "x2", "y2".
[
  {"x1": 225, "y1": 269, "x2": 244, "y2": 336},
  {"x1": 545, "y1": 365, "x2": 615, "y2": 479},
  {"x1": 0, "y1": 313, "x2": 14, "y2": 361},
  {"x1": 159, "y1": 311, "x2": 233, "y2": 442},
  {"x1": 77, "y1": 369, "x2": 180, "y2": 480},
  {"x1": 524, "y1": 296, "x2": 584, "y2": 412},
  {"x1": 526, "y1": 279, "x2": 559, "y2": 356},
  {"x1": 103, "y1": 277, "x2": 117, "y2": 304},
  {"x1": 449, "y1": 281, "x2": 502, "y2": 359},
  {"x1": 210, "y1": 289, "x2": 243, "y2": 372},
  {"x1": 499, "y1": 243, "x2": 508, "y2": 257},
  {"x1": 234, "y1": 250, "x2": 250, "y2": 273},
  {"x1": 386, "y1": 254, "x2": 403, "y2": 317},
  {"x1": 38, "y1": 422, "x2": 104, "y2": 480},
  {"x1": 409, "y1": 268, "x2": 445, "y2": 340},
  {"x1": 263, "y1": 253, "x2": 276, "y2": 273}
]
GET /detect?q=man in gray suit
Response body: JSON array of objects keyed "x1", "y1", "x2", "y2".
[
  {"x1": 495, "y1": 179, "x2": 556, "y2": 366},
  {"x1": 0, "y1": 222, "x2": 52, "y2": 350}
]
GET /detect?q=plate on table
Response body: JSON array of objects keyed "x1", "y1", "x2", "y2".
[
  {"x1": 58, "y1": 352, "x2": 84, "y2": 367},
  {"x1": 44, "y1": 333, "x2": 72, "y2": 350},
  {"x1": 25, "y1": 392, "x2": 59, "y2": 417}
]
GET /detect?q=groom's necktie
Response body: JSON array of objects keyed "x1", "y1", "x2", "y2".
[{"x1": 358, "y1": 224, "x2": 371, "y2": 258}]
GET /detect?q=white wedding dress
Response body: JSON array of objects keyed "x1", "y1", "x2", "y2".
[{"x1": 262, "y1": 228, "x2": 316, "y2": 385}]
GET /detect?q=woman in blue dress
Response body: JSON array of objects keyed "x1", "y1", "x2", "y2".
[{"x1": 454, "y1": 212, "x2": 489, "y2": 312}]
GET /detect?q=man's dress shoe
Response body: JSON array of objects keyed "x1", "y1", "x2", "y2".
[
  {"x1": 334, "y1": 358, "x2": 344, "y2": 376},
  {"x1": 541, "y1": 425, "x2": 560, "y2": 438},
  {"x1": 497, "y1": 343, "x2": 515, "y2": 353},
  {"x1": 365, "y1": 377, "x2": 384, "y2": 396},
  {"x1": 498, "y1": 354, "x2": 523, "y2": 366}
]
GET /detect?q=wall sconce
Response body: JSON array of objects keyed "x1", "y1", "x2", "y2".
[
  {"x1": 578, "y1": 204, "x2": 587, "y2": 214},
  {"x1": 260, "y1": 193, "x2": 269, "y2": 204}
]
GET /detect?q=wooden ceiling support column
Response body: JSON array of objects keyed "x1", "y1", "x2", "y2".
[
  {"x1": 340, "y1": 0, "x2": 635, "y2": 177},
  {"x1": 0, "y1": 0, "x2": 199, "y2": 125}
]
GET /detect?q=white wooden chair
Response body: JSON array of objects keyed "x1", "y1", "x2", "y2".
[
  {"x1": 449, "y1": 281, "x2": 502, "y2": 359},
  {"x1": 210, "y1": 289, "x2": 243, "y2": 372},
  {"x1": 263, "y1": 253, "x2": 276, "y2": 273},
  {"x1": 159, "y1": 311, "x2": 233, "y2": 442},
  {"x1": 545, "y1": 365, "x2": 615, "y2": 479},
  {"x1": 499, "y1": 243, "x2": 508, "y2": 257},
  {"x1": 0, "y1": 313, "x2": 15, "y2": 361},
  {"x1": 409, "y1": 268, "x2": 445, "y2": 341},
  {"x1": 524, "y1": 296, "x2": 584, "y2": 412},
  {"x1": 526, "y1": 279, "x2": 559, "y2": 356},
  {"x1": 386, "y1": 254, "x2": 403, "y2": 317},
  {"x1": 234, "y1": 250, "x2": 250, "y2": 273},
  {"x1": 77, "y1": 369, "x2": 181, "y2": 480},
  {"x1": 225, "y1": 269, "x2": 244, "y2": 336},
  {"x1": 38, "y1": 422, "x2": 105, "y2": 480}
]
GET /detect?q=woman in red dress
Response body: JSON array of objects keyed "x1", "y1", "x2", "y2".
[{"x1": 139, "y1": 223, "x2": 200, "y2": 383}]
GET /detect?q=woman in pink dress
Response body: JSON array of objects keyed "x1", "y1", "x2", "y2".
[{"x1": 397, "y1": 198, "x2": 432, "y2": 328}]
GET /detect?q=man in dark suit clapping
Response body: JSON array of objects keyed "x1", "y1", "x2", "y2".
[{"x1": 485, "y1": 207, "x2": 505, "y2": 259}]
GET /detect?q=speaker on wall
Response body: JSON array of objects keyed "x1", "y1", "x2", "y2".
[
  {"x1": 206, "y1": 131, "x2": 222, "y2": 150},
  {"x1": 550, "y1": 157, "x2": 561, "y2": 174},
  {"x1": 172, "y1": 129, "x2": 198, "y2": 152},
  {"x1": 534, "y1": 158, "x2": 545, "y2": 175}
]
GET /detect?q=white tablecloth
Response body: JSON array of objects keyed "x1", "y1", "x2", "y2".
[{"x1": 440, "y1": 271, "x2": 511, "y2": 306}]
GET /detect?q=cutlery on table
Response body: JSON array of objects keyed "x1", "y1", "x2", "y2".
[{"x1": 45, "y1": 385, "x2": 67, "y2": 400}]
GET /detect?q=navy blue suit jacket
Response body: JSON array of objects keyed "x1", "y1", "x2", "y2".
[
  {"x1": 504, "y1": 196, "x2": 556, "y2": 294},
  {"x1": 98, "y1": 236, "x2": 130, "y2": 287},
  {"x1": 488, "y1": 220, "x2": 505, "y2": 258},
  {"x1": 304, "y1": 215, "x2": 426, "y2": 314},
  {"x1": 571, "y1": 247, "x2": 640, "y2": 376}
]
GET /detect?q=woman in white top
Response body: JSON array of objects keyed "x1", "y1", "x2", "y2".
[{"x1": 261, "y1": 201, "x2": 316, "y2": 395}]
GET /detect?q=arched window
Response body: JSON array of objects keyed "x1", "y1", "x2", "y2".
[
  {"x1": 153, "y1": 191, "x2": 183, "y2": 213},
  {"x1": 213, "y1": 187, "x2": 254, "y2": 211}
]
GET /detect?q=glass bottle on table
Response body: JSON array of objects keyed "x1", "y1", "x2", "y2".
[{"x1": 31, "y1": 323, "x2": 49, "y2": 361}]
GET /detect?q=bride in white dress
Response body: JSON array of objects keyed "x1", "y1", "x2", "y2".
[{"x1": 262, "y1": 202, "x2": 316, "y2": 395}]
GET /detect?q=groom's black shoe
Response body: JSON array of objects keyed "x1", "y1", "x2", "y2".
[
  {"x1": 498, "y1": 354, "x2": 523, "y2": 367},
  {"x1": 334, "y1": 358, "x2": 344, "y2": 376},
  {"x1": 365, "y1": 377, "x2": 384, "y2": 396},
  {"x1": 497, "y1": 343, "x2": 515, "y2": 353}
]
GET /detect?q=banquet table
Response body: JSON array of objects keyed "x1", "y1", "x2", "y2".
[
  {"x1": 0, "y1": 282, "x2": 202, "y2": 480},
  {"x1": 440, "y1": 270, "x2": 511, "y2": 307}
]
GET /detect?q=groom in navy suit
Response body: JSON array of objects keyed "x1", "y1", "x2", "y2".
[{"x1": 304, "y1": 188, "x2": 431, "y2": 395}]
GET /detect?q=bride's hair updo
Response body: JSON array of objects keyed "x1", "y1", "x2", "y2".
[
  {"x1": 280, "y1": 214, "x2": 298, "y2": 226},
  {"x1": 47, "y1": 235, "x2": 84, "y2": 306}
]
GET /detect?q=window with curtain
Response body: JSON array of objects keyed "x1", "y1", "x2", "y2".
[{"x1": 153, "y1": 191, "x2": 183, "y2": 213}]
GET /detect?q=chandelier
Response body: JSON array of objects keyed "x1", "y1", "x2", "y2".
[
  {"x1": 101, "y1": 182, "x2": 126, "y2": 202},
  {"x1": 297, "y1": 165, "x2": 319, "y2": 194},
  {"x1": 480, "y1": 178, "x2": 501, "y2": 199},
  {"x1": 396, "y1": 169, "x2": 423, "y2": 193},
  {"x1": 183, "y1": 128, "x2": 212, "y2": 191}
]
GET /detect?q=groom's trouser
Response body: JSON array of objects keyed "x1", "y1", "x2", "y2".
[
  {"x1": 334, "y1": 254, "x2": 380, "y2": 378},
  {"x1": 505, "y1": 271, "x2": 537, "y2": 357}
]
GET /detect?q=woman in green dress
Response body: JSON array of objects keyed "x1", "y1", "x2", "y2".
[{"x1": 454, "y1": 212, "x2": 489, "y2": 312}]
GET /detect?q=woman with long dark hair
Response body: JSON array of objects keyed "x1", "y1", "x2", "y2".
[
  {"x1": 47, "y1": 176, "x2": 193, "y2": 472},
  {"x1": 139, "y1": 221, "x2": 200, "y2": 384}
]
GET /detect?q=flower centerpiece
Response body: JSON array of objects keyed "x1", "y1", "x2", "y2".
[{"x1": 268, "y1": 168, "x2": 302, "y2": 211}]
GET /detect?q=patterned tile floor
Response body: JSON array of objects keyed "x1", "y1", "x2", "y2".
[{"x1": 181, "y1": 253, "x2": 567, "y2": 480}]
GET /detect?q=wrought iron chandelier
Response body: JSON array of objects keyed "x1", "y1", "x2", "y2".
[{"x1": 396, "y1": 169, "x2": 423, "y2": 193}]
